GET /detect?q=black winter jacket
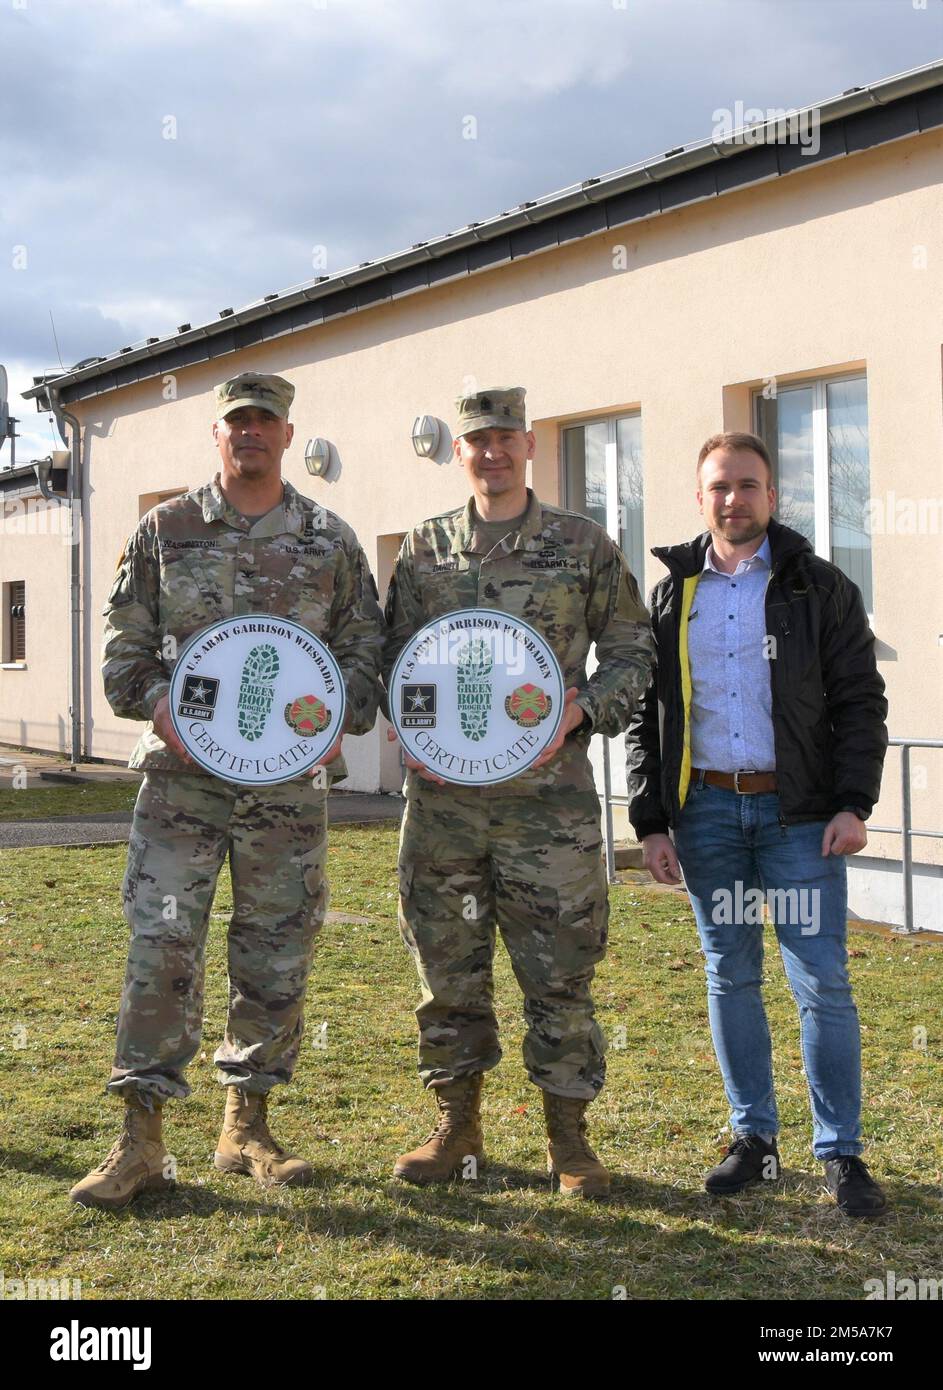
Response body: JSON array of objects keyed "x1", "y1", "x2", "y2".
[{"x1": 625, "y1": 518, "x2": 888, "y2": 839}]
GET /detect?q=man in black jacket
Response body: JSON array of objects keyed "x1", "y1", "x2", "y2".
[{"x1": 625, "y1": 431, "x2": 889, "y2": 1217}]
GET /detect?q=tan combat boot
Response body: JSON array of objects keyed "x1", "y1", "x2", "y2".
[
  {"x1": 69, "y1": 1094, "x2": 173, "y2": 1211},
  {"x1": 543, "y1": 1092, "x2": 611, "y2": 1200},
  {"x1": 393, "y1": 1075, "x2": 485, "y2": 1185},
  {"x1": 214, "y1": 1087, "x2": 314, "y2": 1187}
]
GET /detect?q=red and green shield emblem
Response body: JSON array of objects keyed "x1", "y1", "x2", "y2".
[
  {"x1": 505, "y1": 683, "x2": 552, "y2": 728},
  {"x1": 284, "y1": 694, "x2": 332, "y2": 737}
]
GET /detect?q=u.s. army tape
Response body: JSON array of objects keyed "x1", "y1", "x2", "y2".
[
  {"x1": 169, "y1": 614, "x2": 345, "y2": 784},
  {"x1": 389, "y1": 608, "x2": 564, "y2": 786}
]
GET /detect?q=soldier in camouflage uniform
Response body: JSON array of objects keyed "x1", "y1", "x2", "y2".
[
  {"x1": 384, "y1": 387, "x2": 653, "y2": 1198},
  {"x1": 70, "y1": 372, "x2": 384, "y2": 1210}
]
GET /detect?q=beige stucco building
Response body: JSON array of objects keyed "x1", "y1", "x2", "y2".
[{"x1": 3, "y1": 62, "x2": 942, "y2": 929}]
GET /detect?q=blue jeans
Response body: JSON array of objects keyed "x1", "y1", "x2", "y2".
[{"x1": 673, "y1": 778, "x2": 862, "y2": 1159}]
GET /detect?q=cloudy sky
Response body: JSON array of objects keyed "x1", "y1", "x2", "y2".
[{"x1": 2, "y1": 0, "x2": 939, "y2": 458}]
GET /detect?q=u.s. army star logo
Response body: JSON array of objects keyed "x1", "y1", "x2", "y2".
[
  {"x1": 401, "y1": 684, "x2": 437, "y2": 728},
  {"x1": 177, "y1": 675, "x2": 220, "y2": 722}
]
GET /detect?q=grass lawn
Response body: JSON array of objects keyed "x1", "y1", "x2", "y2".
[
  {"x1": 0, "y1": 782, "x2": 141, "y2": 821},
  {"x1": 0, "y1": 818, "x2": 940, "y2": 1302}
]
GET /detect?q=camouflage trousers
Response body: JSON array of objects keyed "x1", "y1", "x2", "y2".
[
  {"x1": 397, "y1": 785, "x2": 609, "y2": 1100},
  {"x1": 107, "y1": 771, "x2": 328, "y2": 1105}
]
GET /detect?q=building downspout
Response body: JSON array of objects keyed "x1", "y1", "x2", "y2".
[
  {"x1": 65, "y1": 408, "x2": 82, "y2": 765},
  {"x1": 44, "y1": 381, "x2": 83, "y2": 767}
]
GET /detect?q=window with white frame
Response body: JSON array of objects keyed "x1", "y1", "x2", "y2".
[
  {"x1": 561, "y1": 413, "x2": 644, "y2": 584},
  {"x1": 755, "y1": 374, "x2": 873, "y2": 611}
]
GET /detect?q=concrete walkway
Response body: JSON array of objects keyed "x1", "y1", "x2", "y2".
[
  {"x1": 0, "y1": 748, "x2": 405, "y2": 851},
  {"x1": 0, "y1": 750, "x2": 142, "y2": 788},
  {"x1": 0, "y1": 812, "x2": 134, "y2": 849},
  {"x1": 0, "y1": 748, "x2": 638, "y2": 862}
]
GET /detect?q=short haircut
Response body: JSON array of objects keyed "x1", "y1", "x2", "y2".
[{"x1": 697, "y1": 431, "x2": 772, "y2": 482}]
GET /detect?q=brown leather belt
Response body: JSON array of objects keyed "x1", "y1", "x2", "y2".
[{"x1": 693, "y1": 768, "x2": 778, "y2": 794}]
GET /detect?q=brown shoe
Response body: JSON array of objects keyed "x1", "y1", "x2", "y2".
[
  {"x1": 393, "y1": 1075, "x2": 485, "y2": 1185},
  {"x1": 543, "y1": 1092, "x2": 610, "y2": 1200},
  {"x1": 69, "y1": 1094, "x2": 173, "y2": 1211},
  {"x1": 214, "y1": 1087, "x2": 314, "y2": 1187}
]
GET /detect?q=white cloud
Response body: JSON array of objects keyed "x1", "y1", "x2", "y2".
[{"x1": 0, "y1": 0, "x2": 934, "y2": 409}]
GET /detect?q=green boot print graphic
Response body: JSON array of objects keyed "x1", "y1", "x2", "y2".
[
  {"x1": 238, "y1": 643, "x2": 280, "y2": 742},
  {"x1": 456, "y1": 638, "x2": 492, "y2": 743}
]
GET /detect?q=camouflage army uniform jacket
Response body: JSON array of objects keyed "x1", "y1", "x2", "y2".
[
  {"x1": 102, "y1": 475, "x2": 384, "y2": 775},
  {"x1": 383, "y1": 489, "x2": 653, "y2": 798}
]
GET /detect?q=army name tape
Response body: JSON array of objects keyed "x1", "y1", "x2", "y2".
[
  {"x1": 169, "y1": 615, "x2": 346, "y2": 785},
  {"x1": 390, "y1": 608, "x2": 564, "y2": 786}
]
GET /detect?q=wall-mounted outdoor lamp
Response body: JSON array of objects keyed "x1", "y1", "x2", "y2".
[
  {"x1": 411, "y1": 415, "x2": 441, "y2": 458},
  {"x1": 304, "y1": 438, "x2": 332, "y2": 477}
]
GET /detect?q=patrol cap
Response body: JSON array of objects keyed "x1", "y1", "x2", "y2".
[
  {"x1": 454, "y1": 386, "x2": 526, "y2": 436},
  {"x1": 214, "y1": 372, "x2": 295, "y2": 420}
]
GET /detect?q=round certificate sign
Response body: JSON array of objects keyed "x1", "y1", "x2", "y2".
[
  {"x1": 169, "y1": 614, "x2": 346, "y2": 785},
  {"x1": 390, "y1": 608, "x2": 565, "y2": 786}
]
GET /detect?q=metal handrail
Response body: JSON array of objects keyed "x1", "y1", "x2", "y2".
[
  {"x1": 879, "y1": 739, "x2": 943, "y2": 933},
  {"x1": 599, "y1": 736, "x2": 943, "y2": 932}
]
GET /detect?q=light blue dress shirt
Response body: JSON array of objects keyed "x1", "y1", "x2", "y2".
[{"x1": 688, "y1": 535, "x2": 776, "y2": 774}]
